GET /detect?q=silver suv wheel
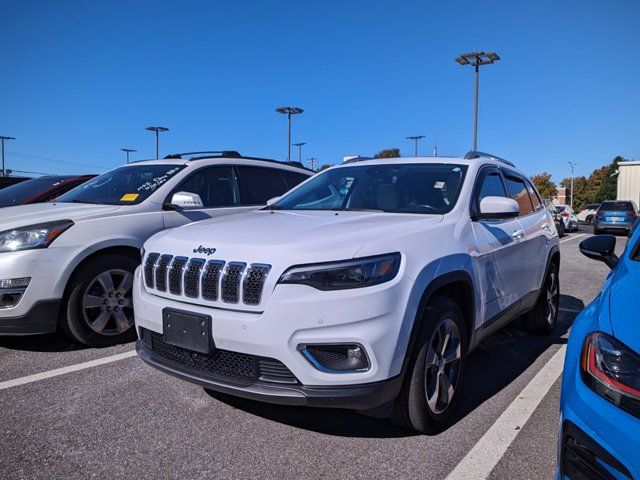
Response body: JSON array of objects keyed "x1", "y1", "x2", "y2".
[
  {"x1": 424, "y1": 318, "x2": 462, "y2": 414},
  {"x1": 82, "y1": 269, "x2": 134, "y2": 335}
]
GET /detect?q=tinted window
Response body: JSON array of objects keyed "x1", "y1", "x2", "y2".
[
  {"x1": 526, "y1": 181, "x2": 543, "y2": 211},
  {"x1": 282, "y1": 170, "x2": 310, "y2": 189},
  {"x1": 477, "y1": 172, "x2": 507, "y2": 204},
  {"x1": 236, "y1": 167, "x2": 289, "y2": 205},
  {"x1": 59, "y1": 164, "x2": 185, "y2": 205},
  {"x1": 0, "y1": 176, "x2": 75, "y2": 206},
  {"x1": 172, "y1": 167, "x2": 238, "y2": 208},
  {"x1": 601, "y1": 201, "x2": 635, "y2": 212},
  {"x1": 504, "y1": 175, "x2": 534, "y2": 215},
  {"x1": 275, "y1": 163, "x2": 468, "y2": 214}
]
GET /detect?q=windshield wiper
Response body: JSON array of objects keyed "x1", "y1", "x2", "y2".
[{"x1": 264, "y1": 204, "x2": 283, "y2": 210}]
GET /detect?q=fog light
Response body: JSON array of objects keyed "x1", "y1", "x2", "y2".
[
  {"x1": 0, "y1": 277, "x2": 30, "y2": 289},
  {"x1": 299, "y1": 344, "x2": 370, "y2": 373}
]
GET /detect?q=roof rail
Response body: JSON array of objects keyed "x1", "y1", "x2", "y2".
[
  {"x1": 342, "y1": 156, "x2": 374, "y2": 164},
  {"x1": 464, "y1": 150, "x2": 515, "y2": 168},
  {"x1": 164, "y1": 151, "x2": 242, "y2": 159}
]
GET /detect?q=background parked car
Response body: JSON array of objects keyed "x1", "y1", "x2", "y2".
[
  {"x1": 555, "y1": 205, "x2": 579, "y2": 232},
  {"x1": 576, "y1": 203, "x2": 600, "y2": 224},
  {"x1": 544, "y1": 200, "x2": 565, "y2": 237},
  {"x1": 0, "y1": 175, "x2": 95, "y2": 207},
  {"x1": 594, "y1": 200, "x2": 638, "y2": 235},
  {"x1": 0, "y1": 176, "x2": 30, "y2": 190},
  {"x1": 558, "y1": 232, "x2": 640, "y2": 479}
]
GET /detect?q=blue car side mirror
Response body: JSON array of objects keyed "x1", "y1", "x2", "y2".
[{"x1": 580, "y1": 235, "x2": 619, "y2": 269}]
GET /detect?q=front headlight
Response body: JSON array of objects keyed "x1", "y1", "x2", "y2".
[
  {"x1": 278, "y1": 253, "x2": 401, "y2": 291},
  {"x1": 581, "y1": 331, "x2": 640, "y2": 419},
  {"x1": 0, "y1": 220, "x2": 74, "y2": 253}
]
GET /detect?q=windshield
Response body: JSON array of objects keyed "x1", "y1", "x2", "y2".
[
  {"x1": 273, "y1": 163, "x2": 468, "y2": 214},
  {"x1": 57, "y1": 164, "x2": 185, "y2": 206},
  {"x1": 0, "y1": 176, "x2": 75, "y2": 206}
]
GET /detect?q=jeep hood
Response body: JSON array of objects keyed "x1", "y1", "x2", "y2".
[
  {"x1": 0, "y1": 202, "x2": 121, "y2": 231},
  {"x1": 146, "y1": 210, "x2": 443, "y2": 263}
]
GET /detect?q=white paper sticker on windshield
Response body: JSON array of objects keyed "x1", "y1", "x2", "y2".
[{"x1": 434, "y1": 181, "x2": 445, "y2": 189}]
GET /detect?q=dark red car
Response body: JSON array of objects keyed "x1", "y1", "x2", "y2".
[{"x1": 0, "y1": 175, "x2": 96, "y2": 207}]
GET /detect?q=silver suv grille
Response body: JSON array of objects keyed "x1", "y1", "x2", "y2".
[{"x1": 144, "y1": 254, "x2": 270, "y2": 306}]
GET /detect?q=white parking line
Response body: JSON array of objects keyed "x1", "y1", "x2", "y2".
[
  {"x1": 445, "y1": 345, "x2": 566, "y2": 480},
  {"x1": 0, "y1": 349, "x2": 137, "y2": 391},
  {"x1": 560, "y1": 233, "x2": 586, "y2": 244}
]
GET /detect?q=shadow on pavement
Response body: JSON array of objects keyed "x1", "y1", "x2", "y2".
[
  {"x1": 207, "y1": 294, "x2": 584, "y2": 439},
  {"x1": 0, "y1": 330, "x2": 87, "y2": 352}
]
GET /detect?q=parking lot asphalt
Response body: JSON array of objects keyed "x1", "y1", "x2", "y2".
[{"x1": 0, "y1": 227, "x2": 629, "y2": 480}]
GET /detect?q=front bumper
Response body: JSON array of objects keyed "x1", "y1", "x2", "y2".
[
  {"x1": 0, "y1": 299, "x2": 60, "y2": 335},
  {"x1": 136, "y1": 339, "x2": 402, "y2": 409},
  {"x1": 133, "y1": 263, "x2": 412, "y2": 389}
]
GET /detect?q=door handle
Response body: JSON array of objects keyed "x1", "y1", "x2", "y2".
[{"x1": 512, "y1": 230, "x2": 525, "y2": 240}]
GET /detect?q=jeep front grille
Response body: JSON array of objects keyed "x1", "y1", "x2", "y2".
[{"x1": 144, "y1": 253, "x2": 271, "y2": 306}]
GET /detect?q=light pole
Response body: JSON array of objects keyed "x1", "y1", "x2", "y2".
[
  {"x1": 292, "y1": 142, "x2": 306, "y2": 163},
  {"x1": 455, "y1": 51, "x2": 500, "y2": 150},
  {"x1": 0, "y1": 136, "x2": 15, "y2": 177},
  {"x1": 568, "y1": 161, "x2": 577, "y2": 208},
  {"x1": 275, "y1": 107, "x2": 303, "y2": 162},
  {"x1": 120, "y1": 148, "x2": 137, "y2": 164},
  {"x1": 145, "y1": 126, "x2": 169, "y2": 159},
  {"x1": 307, "y1": 157, "x2": 318, "y2": 171},
  {"x1": 406, "y1": 135, "x2": 425, "y2": 156}
]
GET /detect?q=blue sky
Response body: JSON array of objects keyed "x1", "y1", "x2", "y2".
[{"x1": 1, "y1": 0, "x2": 639, "y2": 183}]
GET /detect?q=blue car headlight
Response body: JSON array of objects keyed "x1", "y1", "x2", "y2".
[
  {"x1": 278, "y1": 253, "x2": 401, "y2": 291},
  {"x1": 581, "y1": 331, "x2": 640, "y2": 419}
]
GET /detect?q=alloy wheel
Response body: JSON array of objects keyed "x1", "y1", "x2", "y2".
[
  {"x1": 424, "y1": 318, "x2": 462, "y2": 414},
  {"x1": 82, "y1": 269, "x2": 134, "y2": 335},
  {"x1": 545, "y1": 271, "x2": 559, "y2": 326}
]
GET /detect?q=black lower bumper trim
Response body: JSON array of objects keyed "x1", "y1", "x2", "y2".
[
  {"x1": 560, "y1": 420, "x2": 632, "y2": 479},
  {"x1": 0, "y1": 299, "x2": 60, "y2": 335},
  {"x1": 136, "y1": 340, "x2": 402, "y2": 409}
]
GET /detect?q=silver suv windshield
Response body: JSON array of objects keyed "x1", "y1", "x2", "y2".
[
  {"x1": 57, "y1": 164, "x2": 185, "y2": 206},
  {"x1": 273, "y1": 163, "x2": 468, "y2": 214}
]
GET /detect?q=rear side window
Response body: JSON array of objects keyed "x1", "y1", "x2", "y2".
[
  {"x1": 236, "y1": 166, "x2": 289, "y2": 205},
  {"x1": 601, "y1": 201, "x2": 635, "y2": 212},
  {"x1": 504, "y1": 175, "x2": 534, "y2": 215},
  {"x1": 282, "y1": 170, "x2": 310, "y2": 190}
]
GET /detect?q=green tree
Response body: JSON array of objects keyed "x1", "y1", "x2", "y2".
[
  {"x1": 318, "y1": 164, "x2": 332, "y2": 171},
  {"x1": 374, "y1": 148, "x2": 400, "y2": 158},
  {"x1": 530, "y1": 172, "x2": 557, "y2": 200},
  {"x1": 561, "y1": 176, "x2": 588, "y2": 210}
]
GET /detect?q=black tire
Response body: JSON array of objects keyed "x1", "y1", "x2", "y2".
[
  {"x1": 594, "y1": 228, "x2": 603, "y2": 235},
  {"x1": 556, "y1": 221, "x2": 565, "y2": 238},
  {"x1": 390, "y1": 296, "x2": 468, "y2": 433},
  {"x1": 586, "y1": 214, "x2": 594, "y2": 224},
  {"x1": 60, "y1": 253, "x2": 138, "y2": 347},
  {"x1": 523, "y1": 262, "x2": 559, "y2": 335}
]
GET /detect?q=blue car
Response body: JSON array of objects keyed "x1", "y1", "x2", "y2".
[
  {"x1": 558, "y1": 231, "x2": 640, "y2": 479},
  {"x1": 594, "y1": 200, "x2": 638, "y2": 235}
]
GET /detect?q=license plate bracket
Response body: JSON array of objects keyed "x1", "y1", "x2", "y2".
[{"x1": 162, "y1": 308, "x2": 214, "y2": 354}]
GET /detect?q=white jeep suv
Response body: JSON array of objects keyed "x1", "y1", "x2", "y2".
[
  {"x1": 134, "y1": 151, "x2": 560, "y2": 432},
  {"x1": 0, "y1": 151, "x2": 311, "y2": 346}
]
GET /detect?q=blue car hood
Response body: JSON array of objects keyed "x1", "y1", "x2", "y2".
[{"x1": 608, "y1": 260, "x2": 640, "y2": 353}]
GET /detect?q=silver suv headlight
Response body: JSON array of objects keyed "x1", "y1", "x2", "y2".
[
  {"x1": 0, "y1": 220, "x2": 74, "y2": 253},
  {"x1": 278, "y1": 253, "x2": 401, "y2": 291}
]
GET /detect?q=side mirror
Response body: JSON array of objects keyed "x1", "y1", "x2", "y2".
[
  {"x1": 165, "y1": 191, "x2": 204, "y2": 210},
  {"x1": 477, "y1": 196, "x2": 520, "y2": 220},
  {"x1": 266, "y1": 196, "x2": 280, "y2": 206},
  {"x1": 580, "y1": 235, "x2": 619, "y2": 269}
]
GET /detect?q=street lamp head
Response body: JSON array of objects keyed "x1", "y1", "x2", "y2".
[
  {"x1": 146, "y1": 126, "x2": 169, "y2": 133},
  {"x1": 455, "y1": 51, "x2": 500, "y2": 67},
  {"x1": 120, "y1": 148, "x2": 137, "y2": 153},
  {"x1": 292, "y1": 142, "x2": 306, "y2": 147},
  {"x1": 276, "y1": 107, "x2": 303, "y2": 115},
  {"x1": 0, "y1": 136, "x2": 16, "y2": 141},
  {"x1": 406, "y1": 135, "x2": 425, "y2": 141}
]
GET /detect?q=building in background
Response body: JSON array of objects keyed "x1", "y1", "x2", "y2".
[
  {"x1": 553, "y1": 187, "x2": 568, "y2": 206},
  {"x1": 617, "y1": 161, "x2": 640, "y2": 204}
]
